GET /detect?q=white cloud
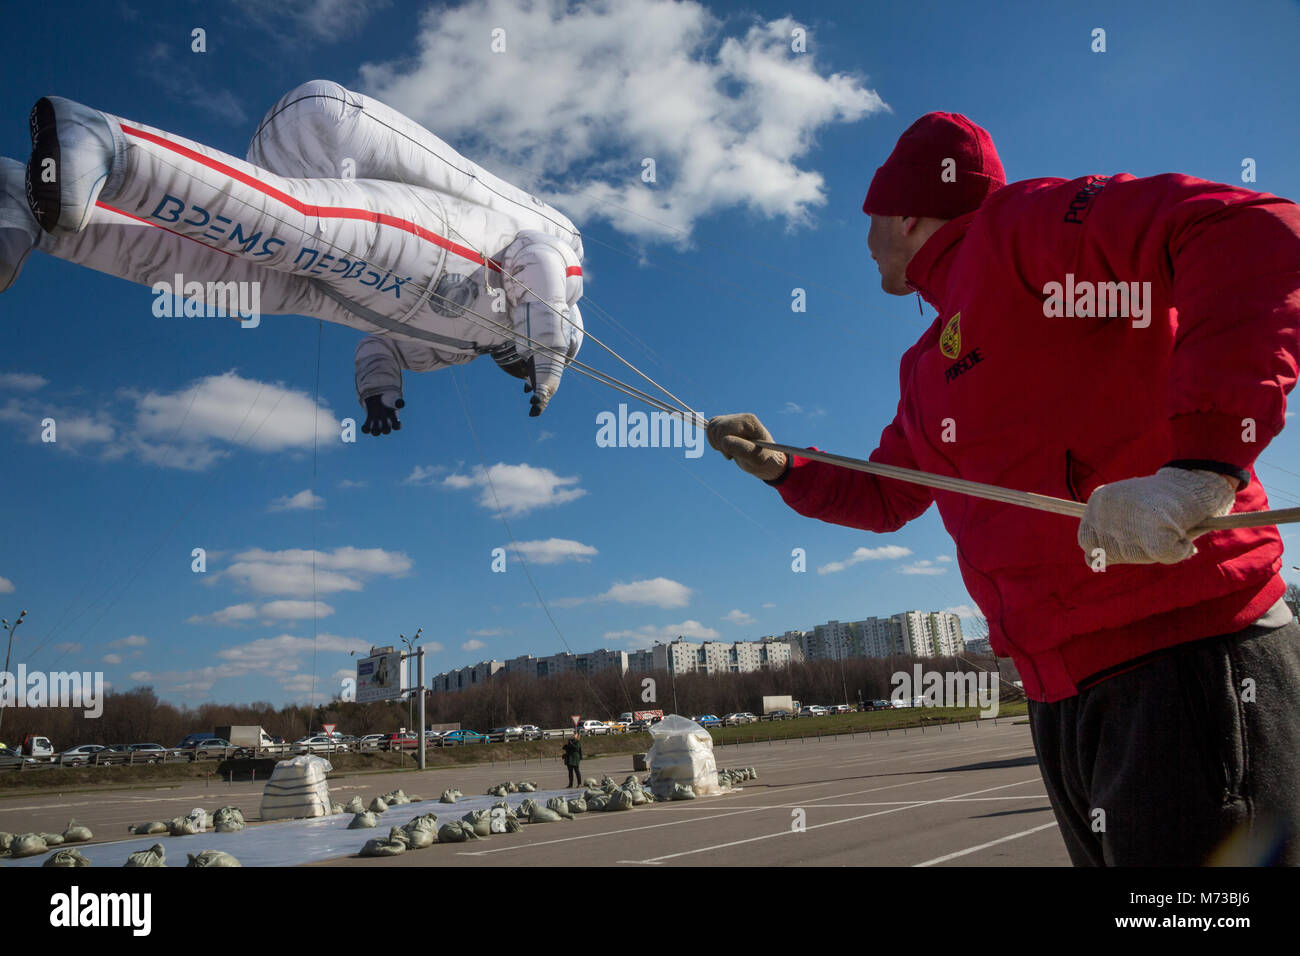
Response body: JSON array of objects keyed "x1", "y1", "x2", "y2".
[
  {"x1": 818, "y1": 545, "x2": 913, "y2": 575},
  {"x1": 269, "y1": 489, "x2": 325, "y2": 511},
  {"x1": 461, "y1": 639, "x2": 486, "y2": 652},
  {"x1": 761, "y1": 602, "x2": 775, "y2": 609},
  {"x1": 337, "y1": 479, "x2": 368, "y2": 489},
  {"x1": 189, "y1": 600, "x2": 336, "y2": 626},
  {"x1": 187, "y1": 604, "x2": 259, "y2": 626},
  {"x1": 232, "y1": 0, "x2": 388, "y2": 42},
  {"x1": 723, "y1": 609, "x2": 754, "y2": 625},
  {"x1": 359, "y1": 1, "x2": 885, "y2": 243},
  {"x1": 402, "y1": 465, "x2": 447, "y2": 486},
  {"x1": 443, "y1": 463, "x2": 586, "y2": 516},
  {"x1": 944, "y1": 604, "x2": 981, "y2": 619},
  {"x1": 552, "y1": 576, "x2": 692, "y2": 609},
  {"x1": 215, "y1": 546, "x2": 413, "y2": 599},
  {"x1": 214, "y1": 633, "x2": 371, "y2": 669},
  {"x1": 0, "y1": 576, "x2": 13, "y2": 594},
  {"x1": 109, "y1": 635, "x2": 149, "y2": 648},
  {"x1": 103, "y1": 654, "x2": 123, "y2": 665},
  {"x1": 0, "y1": 373, "x2": 47, "y2": 391},
  {"x1": 507, "y1": 538, "x2": 598, "y2": 564},
  {"x1": 604, "y1": 619, "x2": 719, "y2": 649},
  {"x1": 900, "y1": 559, "x2": 947, "y2": 576}
]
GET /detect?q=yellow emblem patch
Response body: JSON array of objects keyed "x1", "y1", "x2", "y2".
[{"x1": 940, "y1": 312, "x2": 962, "y2": 359}]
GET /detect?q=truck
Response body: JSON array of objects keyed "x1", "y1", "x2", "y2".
[
  {"x1": 761, "y1": 695, "x2": 798, "y2": 715},
  {"x1": 214, "y1": 726, "x2": 282, "y2": 755}
]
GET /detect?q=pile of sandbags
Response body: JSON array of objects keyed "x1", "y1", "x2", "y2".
[
  {"x1": 8, "y1": 833, "x2": 48, "y2": 858},
  {"x1": 439, "y1": 788, "x2": 462, "y2": 803},
  {"x1": 647, "y1": 715, "x2": 722, "y2": 799},
  {"x1": 402, "y1": 813, "x2": 440, "y2": 848},
  {"x1": 516, "y1": 781, "x2": 537, "y2": 792},
  {"x1": 437, "y1": 820, "x2": 479, "y2": 842},
  {"x1": 260, "y1": 754, "x2": 333, "y2": 821}
]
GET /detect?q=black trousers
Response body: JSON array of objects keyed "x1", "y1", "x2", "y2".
[
  {"x1": 567, "y1": 764, "x2": 582, "y2": 787},
  {"x1": 1029, "y1": 619, "x2": 1300, "y2": 866}
]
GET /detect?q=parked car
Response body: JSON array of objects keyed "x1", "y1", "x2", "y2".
[
  {"x1": 518, "y1": 724, "x2": 543, "y2": 740},
  {"x1": 122, "y1": 743, "x2": 167, "y2": 763},
  {"x1": 177, "y1": 733, "x2": 214, "y2": 749},
  {"x1": 829, "y1": 704, "x2": 854, "y2": 714},
  {"x1": 60, "y1": 744, "x2": 107, "y2": 766},
  {"x1": 441, "y1": 729, "x2": 489, "y2": 745},
  {"x1": 489, "y1": 726, "x2": 524, "y2": 739},
  {"x1": 722, "y1": 713, "x2": 754, "y2": 726},
  {"x1": 295, "y1": 735, "x2": 350, "y2": 753},
  {"x1": 188, "y1": 738, "x2": 234, "y2": 760},
  {"x1": 358, "y1": 734, "x2": 386, "y2": 750},
  {"x1": 694, "y1": 714, "x2": 722, "y2": 728},
  {"x1": 797, "y1": 705, "x2": 829, "y2": 718},
  {"x1": 0, "y1": 746, "x2": 36, "y2": 768},
  {"x1": 762, "y1": 710, "x2": 794, "y2": 721},
  {"x1": 383, "y1": 732, "x2": 420, "y2": 751},
  {"x1": 578, "y1": 720, "x2": 609, "y2": 736},
  {"x1": 18, "y1": 734, "x2": 54, "y2": 758}
]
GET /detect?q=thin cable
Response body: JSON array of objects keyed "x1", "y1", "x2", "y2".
[{"x1": 308, "y1": 319, "x2": 323, "y2": 732}]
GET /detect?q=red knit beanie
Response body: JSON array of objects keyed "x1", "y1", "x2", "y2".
[{"x1": 862, "y1": 112, "x2": 1005, "y2": 219}]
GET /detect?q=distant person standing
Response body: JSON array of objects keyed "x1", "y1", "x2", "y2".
[{"x1": 562, "y1": 734, "x2": 583, "y2": 788}]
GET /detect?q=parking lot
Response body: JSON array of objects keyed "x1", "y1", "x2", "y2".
[{"x1": 0, "y1": 718, "x2": 1068, "y2": 866}]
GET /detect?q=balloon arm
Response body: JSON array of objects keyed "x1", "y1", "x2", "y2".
[{"x1": 752, "y1": 440, "x2": 1300, "y2": 537}]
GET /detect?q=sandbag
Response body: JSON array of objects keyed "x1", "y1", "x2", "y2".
[
  {"x1": 124, "y1": 844, "x2": 166, "y2": 867},
  {"x1": 44, "y1": 847, "x2": 91, "y2": 867},
  {"x1": 487, "y1": 784, "x2": 509, "y2": 797},
  {"x1": 369, "y1": 796, "x2": 389, "y2": 813},
  {"x1": 517, "y1": 781, "x2": 537, "y2": 792},
  {"x1": 62, "y1": 819, "x2": 93, "y2": 843},
  {"x1": 260, "y1": 754, "x2": 333, "y2": 821},
  {"x1": 40, "y1": 832, "x2": 65, "y2": 846},
  {"x1": 546, "y1": 796, "x2": 575, "y2": 819},
  {"x1": 0, "y1": 832, "x2": 11, "y2": 853},
  {"x1": 186, "y1": 850, "x2": 241, "y2": 867},
  {"x1": 462, "y1": 808, "x2": 493, "y2": 837},
  {"x1": 527, "y1": 805, "x2": 564, "y2": 823},
  {"x1": 439, "y1": 789, "x2": 461, "y2": 803},
  {"x1": 586, "y1": 795, "x2": 610, "y2": 811},
  {"x1": 670, "y1": 783, "x2": 696, "y2": 800},
  {"x1": 402, "y1": 813, "x2": 439, "y2": 848},
  {"x1": 408, "y1": 795, "x2": 424, "y2": 803},
  {"x1": 9, "y1": 835, "x2": 47, "y2": 859},
  {"x1": 582, "y1": 789, "x2": 604, "y2": 803},
  {"x1": 628, "y1": 787, "x2": 648, "y2": 806},
  {"x1": 600, "y1": 774, "x2": 618, "y2": 792},
  {"x1": 330, "y1": 802, "x2": 345, "y2": 815},
  {"x1": 606, "y1": 789, "x2": 634, "y2": 811},
  {"x1": 360, "y1": 828, "x2": 408, "y2": 857},
  {"x1": 131, "y1": 821, "x2": 169, "y2": 836},
  {"x1": 568, "y1": 797, "x2": 588, "y2": 814},
  {"x1": 189, "y1": 808, "x2": 212, "y2": 830},
  {"x1": 344, "y1": 796, "x2": 366, "y2": 814},
  {"x1": 385, "y1": 789, "x2": 410, "y2": 805},
  {"x1": 168, "y1": 817, "x2": 197, "y2": 837},
  {"x1": 648, "y1": 715, "x2": 722, "y2": 799},
  {"x1": 213, "y1": 806, "x2": 246, "y2": 833},
  {"x1": 437, "y1": 821, "x2": 479, "y2": 843},
  {"x1": 623, "y1": 775, "x2": 642, "y2": 789},
  {"x1": 506, "y1": 781, "x2": 520, "y2": 793},
  {"x1": 747, "y1": 767, "x2": 758, "y2": 779},
  {"x1": 582, "y1": 777, "x2": 598, "y2": 789},
  {"x1": 348, "y1": 811, "x2": 379, "y2": 829}
]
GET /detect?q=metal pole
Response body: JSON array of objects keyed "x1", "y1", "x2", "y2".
[
  {"x1": 0, "y1": 611, "x2": 27, "y2": 739},
  {"x1": 417, "y1": 647, "x2": 426, "y2": 770}
]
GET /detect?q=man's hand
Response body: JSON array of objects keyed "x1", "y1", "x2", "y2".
[
  {"x1": 361, "y1": 392, "x2": 404, "y2": 436},
  {"x1": 706, "y1": 413, "x2": 788, "y2": 481},
  {"x1": 1077, "y1": 467, "x2": 1238, "y2": 565}
]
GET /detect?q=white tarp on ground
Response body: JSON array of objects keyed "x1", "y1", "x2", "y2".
[
  {"x1": 647, "y1": 715, "x2": 723, "y2": 799},
  {"x1": 260, "y1": 755, "x2": 333, "y2": 821},
  {"x1": 2, "y1": 789, "x2": 583, "y2": 868}
]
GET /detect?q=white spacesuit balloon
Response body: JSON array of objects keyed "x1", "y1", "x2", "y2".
[{"x1": 0, "y1": 80, "x2": 585, "y2": 419}]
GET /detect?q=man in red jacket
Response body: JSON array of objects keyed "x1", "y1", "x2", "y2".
[{"x1": 709, "y1": 113, "x2": 1300, "y2": 866}]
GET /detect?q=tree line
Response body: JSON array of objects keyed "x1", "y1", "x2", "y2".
[{"x1": 0, "y1": 652, "x2": 1021, "y2": 749}]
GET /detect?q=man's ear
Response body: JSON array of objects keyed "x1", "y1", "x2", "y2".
[{"x1": 901, "y1": 215, "x2": 921, "y2": 236}]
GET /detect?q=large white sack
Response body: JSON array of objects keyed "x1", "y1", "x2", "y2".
[
  {"x1": 647, "y1": 715, "x2": 723, "y2": 799},
  {"x1": 260, "y1": 755, "x2": 334, "y2": 821}
]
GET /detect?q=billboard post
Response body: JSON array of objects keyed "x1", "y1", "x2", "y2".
[{"x1": 417, "y1": 646, "x2": 426, "y2": 770}]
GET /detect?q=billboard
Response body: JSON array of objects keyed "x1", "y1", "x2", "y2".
[{"x1": 356, "y1": 650, "x2": 407, "y2": 703}]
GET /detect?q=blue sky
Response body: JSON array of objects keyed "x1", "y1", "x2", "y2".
[{"x1": 2, "y1": 0, "x2": 1300, "y2": 707}]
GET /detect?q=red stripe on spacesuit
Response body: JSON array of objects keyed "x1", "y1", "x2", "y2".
[
  {"x1": 119, "y1": 123, "x2": 508, "y2": 273},
  {"x1": 566, "y1": 266, "x2": 582, "y2": 277},
  {"x1": 96, "y1": 200, "x2": 238, "y2": 257}
]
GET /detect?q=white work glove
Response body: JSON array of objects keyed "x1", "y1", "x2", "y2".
[{"x1": 1077, "y1": 467, "x2": 1237, "y2": 566}]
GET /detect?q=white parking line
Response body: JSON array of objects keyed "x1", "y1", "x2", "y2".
[
  {"x1": 912, "y1": 821, "x2": 1060, "y2": 867},
  {"x1": 457, "y1": 778, "x2": 947, "y2": 857},
  {"x1": 624, "y1": 779, "x2": 1042, "y2": 864}
]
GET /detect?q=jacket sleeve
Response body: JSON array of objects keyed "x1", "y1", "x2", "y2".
[
  {"x1": 1098, "y1": 175, "x2": 1300, "y2": 470},
  {"x1": 354, "y1": 334, "x2": 456, "y2": 406},
  {"x1": 774, "y1": 340, "x2": 934, "y2": 533}
]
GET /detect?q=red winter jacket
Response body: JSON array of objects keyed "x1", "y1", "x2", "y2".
[{"x1": 775, "y1": 173, "x2": 1300, "y2": 702}]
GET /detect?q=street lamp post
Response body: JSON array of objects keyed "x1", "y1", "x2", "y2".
[
  {"x1": 400, "y1": 628, "x2": 425, "y2": 770},
  {"x1": 0, "y1": 610, "x2": 27, "y2": 739}
]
